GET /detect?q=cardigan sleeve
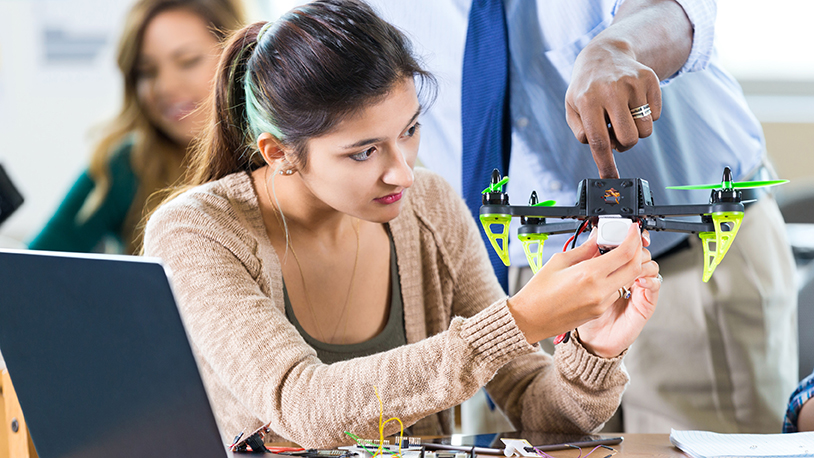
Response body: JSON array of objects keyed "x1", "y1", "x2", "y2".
[
  {"x1": 410, "y1": 170, "x2": 629, "y2": 433},
  {"x1": 143, "y1": 178, "x2": 537, "y2": 448}
]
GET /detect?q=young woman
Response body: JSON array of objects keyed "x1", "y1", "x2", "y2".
[
  {"x1": 144, "y1": 0, "x2": 661, "y2": 447},
  {"x1": 29, "y1": 0, "x2": 244, "y2": 254}
]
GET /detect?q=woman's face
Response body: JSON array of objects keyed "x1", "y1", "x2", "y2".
[
  {"x1": 135, "y1": 8, "x2": 221, "y2": 146},
  {"x1": 294, "y1": 78, "x2": 421, "y2": 223}
]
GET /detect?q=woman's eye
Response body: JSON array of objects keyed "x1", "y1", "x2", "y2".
[
  {"x1": 404, "y1": 122, "x2": 420, "y2": 138},
  {"x1": 180, "y1": 55, "x2": 203, "y2": 69},
  {"x1": 350, "y1": 147, "x2": 375, "y2": 162}
]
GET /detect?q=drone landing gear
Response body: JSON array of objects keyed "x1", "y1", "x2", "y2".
[
  {"x1": 480, "y1": 214, "x2": 512, "y2": 266},
  {"x1": 518, "y1": 233, "x2": 548, "y2": 274},
  {"x1": 699, "y1": 211, "x2": 743, "y2": 282}
]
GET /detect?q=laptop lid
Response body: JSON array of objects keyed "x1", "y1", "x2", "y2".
[{"x1": 0, "y1": 249, "x2": 230, "y2": 458}]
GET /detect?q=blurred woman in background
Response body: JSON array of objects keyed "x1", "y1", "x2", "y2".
[{"x1": 29, "y1": 0, "x2": 244, "y2": 254}]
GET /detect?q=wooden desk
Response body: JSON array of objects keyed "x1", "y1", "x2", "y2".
[
  {"x1": 274, "y1": 434, "x2": 687, "y2": 458},
  {"x1": 546, "y1": 434, "x2": 686, "y2": 458}
]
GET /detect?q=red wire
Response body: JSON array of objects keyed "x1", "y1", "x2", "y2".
[
  {"x1": 557, "y1": 219, "x2": 591, "y2": 345},
  {"x1": 562, "y1": 235, "x2": 576, "y2": 252},
  {"x1": 267, "y1": 447, "x2": 306, "y2": 453},
  {"x1": 562, "y1": 219, "x2": 589, "y2": 252}
]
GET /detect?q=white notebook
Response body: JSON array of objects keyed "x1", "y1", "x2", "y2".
[{"x1": 670, "y1": 429, "x2": 814, "y2": 458}]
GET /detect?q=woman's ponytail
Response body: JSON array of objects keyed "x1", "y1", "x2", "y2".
[{"x1": 186, "y1": 22, "x2": 268, "y2": 186}]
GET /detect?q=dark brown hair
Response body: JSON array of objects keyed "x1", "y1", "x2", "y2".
[{"x1": 183, "y1": 0, "x2": 436, "y2": 186}]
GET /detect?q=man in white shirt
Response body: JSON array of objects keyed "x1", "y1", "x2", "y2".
[{"x1": 368, "y1": 0, "x2": 797, "y2": 433}]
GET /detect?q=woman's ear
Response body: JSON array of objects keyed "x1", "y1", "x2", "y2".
[{"x1": 257, "y1": 133, "x2": 286, "y2": 164}]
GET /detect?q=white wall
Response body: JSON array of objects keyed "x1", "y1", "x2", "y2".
[
  {"x1": 0, "y1": 0, "x2": 130, "y2": 245},
  {"x1": 717, "y1": 0, "x2": 814, "y2": 82}
]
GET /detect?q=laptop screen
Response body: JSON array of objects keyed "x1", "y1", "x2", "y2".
[{"x1": 0, "y1": 249, "x2": 228, "y2": 458}]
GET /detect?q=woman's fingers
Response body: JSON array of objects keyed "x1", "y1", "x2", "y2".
[
  {"x1": 588, "y1": 223, "x2": 642, "y2": 275},
  {"x1": 634, "y1": 261, "x2": 661, "y2": 304},
  {"x1": 640, "y1": 259, "x2": 659, "y2": 277},
  {"x1": 552, "y1": 228, "x2": 599, "y2": 268},
  {"x1": 641, "y1": 229, "x2": 651, "y2": 247}
]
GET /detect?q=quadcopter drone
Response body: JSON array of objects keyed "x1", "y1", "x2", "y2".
[{"x1": 479, "y1": 167, "x2": 787, "y2": 282}]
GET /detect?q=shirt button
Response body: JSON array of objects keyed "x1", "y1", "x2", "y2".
[
  {"x1": 550, "y1": 180, "x2": 562, "y2": 191},
  {"x1": 516, "y1": 117, "x2": 529, "y2": 128}
]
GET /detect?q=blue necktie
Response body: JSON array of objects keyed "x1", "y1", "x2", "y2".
[{"x1": 462, "y1": 0, "x2": 511, "y2": 292}]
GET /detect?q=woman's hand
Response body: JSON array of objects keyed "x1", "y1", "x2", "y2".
[
  {"x1": 576, "y1": 241, "x2": 660, "y2": 358},
  {"x1": 507, "y1": 223, "x2": 655, "y2": 346}
]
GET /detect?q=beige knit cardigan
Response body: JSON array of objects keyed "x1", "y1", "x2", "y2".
[{"x1": 144, "y1": 168, "x2": 629, "y2": 448}]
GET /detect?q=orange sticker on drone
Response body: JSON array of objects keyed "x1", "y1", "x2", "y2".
[{"x1": 604, "y1": 188, "x2": 621, "y2": 204}]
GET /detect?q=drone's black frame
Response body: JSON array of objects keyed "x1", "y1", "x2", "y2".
[{"x1": 480, "y1": 170, "x2": 745, "y2": 238}]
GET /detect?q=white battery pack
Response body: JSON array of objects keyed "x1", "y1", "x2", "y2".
[{"x1": 596, "y1": 215, "x2": 632, "y2": 252}]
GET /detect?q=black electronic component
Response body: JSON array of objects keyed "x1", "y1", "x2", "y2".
[{"x1": 0, "y1": 164, "x2": 24, "y2": 227}]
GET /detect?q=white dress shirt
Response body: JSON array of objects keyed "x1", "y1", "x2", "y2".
[{"x1": 368, "y1": 0, "x2": 764, "y2": 265}]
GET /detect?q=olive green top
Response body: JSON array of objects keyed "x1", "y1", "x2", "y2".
[{"x1": 283, "y1": 231, "x2": 407, "y2": 364}]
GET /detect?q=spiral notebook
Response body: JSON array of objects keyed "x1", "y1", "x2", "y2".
[{"x1": 670, "y1": 429, "x2": 814, "y2": 458}]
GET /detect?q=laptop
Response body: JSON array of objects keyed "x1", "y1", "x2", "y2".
[{"x1": 0, "y1": 249, "x2": 244, "y2": 458}]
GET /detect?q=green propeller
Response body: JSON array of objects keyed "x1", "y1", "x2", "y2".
[
  {"x1": 533, "y1": 200, "x2": 556, "y2": 206},
  {"x1": 526, "y1": 190, "x2": 555, "y2": 207},
  {"x1": 482, "y1": 176, "x2": 509, "y2": 194},
  {"x1": 667, "y1": 167, "x2": 788, "y2": 191}
]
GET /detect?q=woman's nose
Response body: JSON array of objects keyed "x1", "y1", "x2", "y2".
[
  {"x1": 382, "y1": 147, "x2": 414, "y2": 188},
  {"x1": 153, "y1": 67, "x2": 183, "y2": 98}
]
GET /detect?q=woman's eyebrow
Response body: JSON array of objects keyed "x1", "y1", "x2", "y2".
[
  {"x1": 402, "y1": 106, "x2": 421, "y2": 130},
  {"x1": 341, "y1": 107, "x2": 422, "y2": 150}
]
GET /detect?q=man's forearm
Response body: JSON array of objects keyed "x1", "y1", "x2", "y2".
[{"x1": 601, "y1": 0, "x2": 694, "y2": 81}]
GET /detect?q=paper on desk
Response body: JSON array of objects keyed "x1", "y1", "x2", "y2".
[{"x1": 670, "y1": 429, "x2": 814, "y2": 458}]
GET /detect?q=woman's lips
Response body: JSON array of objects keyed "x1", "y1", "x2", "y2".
[
  {"x1": 374, "y1": 191, "x2": 403, "y2": 205},
  {"x1": 162, "y1": 101, "x2": 196, "y2": 122}
]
